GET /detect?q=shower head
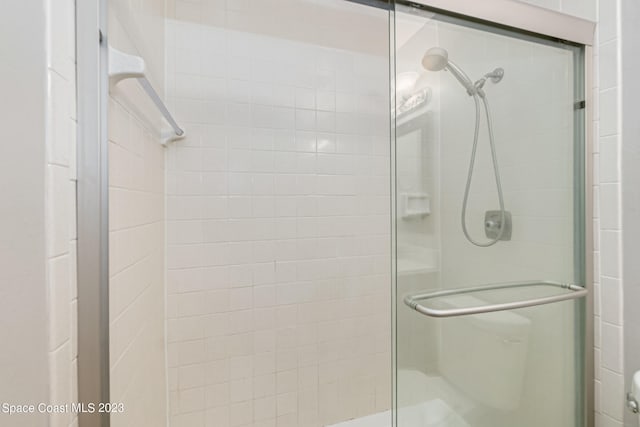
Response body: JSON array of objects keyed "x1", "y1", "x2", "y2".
[
  {"x1": 422, "y1": 47, "x2": 449, "y2": 71},
  {"x1": 422, "y1": 47, "x2": 476, "y2": 96}
]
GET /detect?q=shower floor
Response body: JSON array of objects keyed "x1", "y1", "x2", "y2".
[
  {"x1": 326, "y1": 370, "x2": 472, "y2": 427},
  {"x1": 326, "y1": 401, "x2": 469, "y2": 427},
  {"x1": 327, "y1": 410, "x2": 391, "y2": 427}
]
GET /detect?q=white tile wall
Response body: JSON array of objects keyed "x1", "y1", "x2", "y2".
[
  {"x1": 619, "y1": 0, "x2": 640, "y2": 421},
  {"x1": 164, "y1": 3, "x2": 391, "y2": 424},
  {"x1": 594, "y1": 1, "x2": 625, "y2": 425},
  {"x1": 516, "y1": 0, "x2": 596, "y2": 20},
  {"x1": 108, "y1": 84, "x2": 169, "y2": 427},
  {"x1": 108, "y1": 1, "x2": 169, "y2": 427},
  {"x1": 45, "y1": 0, "x2": 78, "y2": 425},
  {"x1": 0, "y1": 2, "x2": 52, "y2": 422}
]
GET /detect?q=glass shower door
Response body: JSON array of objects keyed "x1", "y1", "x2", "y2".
[{"x1": 393, "y1": 4, "x2": 586, "y2": 427}]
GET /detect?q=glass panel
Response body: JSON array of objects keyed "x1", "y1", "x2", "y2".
[
  {"x1": 393, "y1": 4, "x2": 585, "y2": 427},
  {"x1": 160, "y1": 2, "x2": 393, "y2": 427}
]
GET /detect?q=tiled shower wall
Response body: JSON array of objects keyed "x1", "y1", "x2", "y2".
[
  {"x1": 593, "y1": 1, "x2": 625, "y2": 425},
  {"x1": 108, "y1": 0, "x2": 168, "y2": 426},
  {"x1": 45, "y1": 0, "x2": 79, "y2": 425},
  {"x1": 164, "y1": 6, "x2": 391, "y2": 426}
]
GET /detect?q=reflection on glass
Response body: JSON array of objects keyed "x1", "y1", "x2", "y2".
[{"x1": 394, "y1": 5, "x2": 585, "y2": 427}]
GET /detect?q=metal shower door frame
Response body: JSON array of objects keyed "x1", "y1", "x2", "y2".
[
  {"x1": 76, "y1": 0, "x2": 110, "y2": 425},
  {"x1": 408, "y1": 0, "x2": 594, "y2": 45},
  {"x1": 391, "y1": 2, "x2": 595, "y2": 427}
]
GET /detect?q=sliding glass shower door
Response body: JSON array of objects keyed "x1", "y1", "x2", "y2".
[{"x1": 393, "y1": 4, "x2": 587, "y2": 427}]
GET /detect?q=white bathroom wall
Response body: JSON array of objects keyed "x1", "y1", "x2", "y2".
[
  {"x1": 619, "y1": 1, "x2": 640, "y2": 426},
  {"x1": 592, "y1": 1, "x2": 625, "y2": 425},
  {"x1": 584, "y1": 0, "x2": 632, "y2": 425},
  {"x1": 0, "y1": 1, "x2": 50, "y2": 426},
  {"x1": 107, "y1": 1, "x2": 168, "y2": 426},
  {"x1": 164, "y1": 1, "x2": 391, "y2": 426},
  {"x1": 1, "y1": 1, "x2": 79, "y2": 426},
  {"x1": 516, "y1": 0, "x2": 596, "y2": 21},
  {"x1": 45, "y1": 0, "x2": 79, "y2": 426}
]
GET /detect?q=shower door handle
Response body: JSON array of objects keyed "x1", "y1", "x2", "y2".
[{"x1": 404, "y1": 281, "x2": 588, "y2": 318}]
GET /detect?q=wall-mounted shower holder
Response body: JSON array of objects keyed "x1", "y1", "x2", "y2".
[{"x1": 484, "y1": 210, "x2": 512, "y2": 241}]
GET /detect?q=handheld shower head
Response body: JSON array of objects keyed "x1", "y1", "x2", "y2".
[
  {"x1": 422, "y1": 48, "x2": 509, "y2": 246},
  {"x1": 422, "y1": 47, "x2": 476, "y2": 96},
  {"x1": 422, "y1": 47, "x2": 449, "y2": 71}
]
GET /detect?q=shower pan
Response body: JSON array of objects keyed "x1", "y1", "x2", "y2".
[{"x1": 392, "y1": 3, "x2": 592, "y2": 427}]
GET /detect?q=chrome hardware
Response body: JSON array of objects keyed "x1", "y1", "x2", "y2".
[
  {"x1": 484, "y1": 210, "x2": 512, "y2": 241},
  {"x1": 487, "y1": 67, "x2": 505, "y2": 83},
  {"x1": 404, "y1": 281, "x2": 587, "y2": 318},
  {"x1": 474, "y1": 68, "x2": 505, "y2": 91}
]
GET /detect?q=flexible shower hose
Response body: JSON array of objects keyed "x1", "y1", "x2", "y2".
[{"x1": 460, "y1": 93, "x2": 506, "y2": 247}]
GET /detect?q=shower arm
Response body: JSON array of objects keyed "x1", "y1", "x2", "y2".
[
  {"x1": 474, "y1": 68, "x2": 505, "y2": 93},
  {"x1": 445, "y1": 61, "x2": 477, "y2": 96},
  {"x1": 444, "y1": 62, "x2": 505, "y2": 98}
]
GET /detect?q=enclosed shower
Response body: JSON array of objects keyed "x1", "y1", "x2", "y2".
[
  {"x1": 394, "y1": 4, "x2": 588, "y2": 427},
  {"x1": 82, "y1": 1, "x2": 592, "y2": 427}
]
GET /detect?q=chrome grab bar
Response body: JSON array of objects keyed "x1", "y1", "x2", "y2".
[{"x1": 404, "y1": 281, "x2": 588, "y2": 318}]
